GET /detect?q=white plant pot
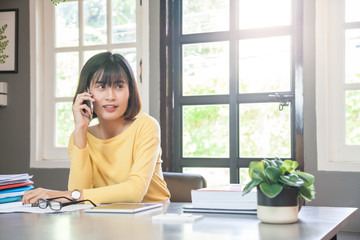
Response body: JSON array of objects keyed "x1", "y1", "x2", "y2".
[
  {"x1": 257, "y1": 205, "x2": 299, "y2": 224},
  {"x1": 257, "y1": 187, "x2": 299, "y2": 224}
]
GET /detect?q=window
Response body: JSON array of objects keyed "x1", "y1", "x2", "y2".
[
  {"x1": 162, "y1": 0, "x2": 304, "y2": 186},
  {"x1": 30, "y1": 0, "x2": 149, "y2": 168},
  {"x1": 316, "y1": 0, "x2": 360, "y2": 171}
]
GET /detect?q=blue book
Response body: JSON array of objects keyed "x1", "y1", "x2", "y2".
[
  {"x1": 0, "y1": 185, "x2": 34, "y2": 199},
  {"x1": 0, "y1": 196, "x2": 22, "y2": 204},
  {"x1": 0, "y1": 185, "x2": 34, "y2": 194}
]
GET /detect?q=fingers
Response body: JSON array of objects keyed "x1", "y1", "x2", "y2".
[
  {"x1": 22, "y1": 188, "x2": 67, "y2": 205},
  {"x1": 75, "y1": 91, "x2": 94, "y2": 103},
  {"x1": 73, "y1": 92, "x2": 95, "y2": 126},
  {"x1": 73, "y1": 92, "x2": 94, "y2": 112},
  {"x1": 79, "y1": 104, "x2": 93, "y2": 118},
  {"x1": 75, "y1": 101, "x2": 92, "y2": 119},
  {"x1": 22, "y1": 187, "x2": 47, "y2": 205}
]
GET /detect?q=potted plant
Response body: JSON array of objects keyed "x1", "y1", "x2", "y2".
[{"x1": 242, "y1": 157, "x2": 315, "y2": 224}]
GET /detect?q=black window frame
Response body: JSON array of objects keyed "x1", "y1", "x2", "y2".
[{"x1": 160, "y1": 0, "x2": 304, "y2": 180}]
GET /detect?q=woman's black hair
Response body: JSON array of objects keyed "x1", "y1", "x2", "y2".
[{"x1": 73, "y1": 52, "x2": 142, "y2": 120}]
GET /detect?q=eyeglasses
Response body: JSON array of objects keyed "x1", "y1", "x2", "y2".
[{"x1": 34, "y1": 196, "x2": 97, "y2": 211}]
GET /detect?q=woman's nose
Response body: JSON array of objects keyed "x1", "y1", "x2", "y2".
[{"x1": 105, "y1": 87, "x2": 115, "y2": 100}]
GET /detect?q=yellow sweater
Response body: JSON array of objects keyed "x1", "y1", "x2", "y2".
[{"x1": 67, "y1": 113, "x2": 170, "y2": 204}]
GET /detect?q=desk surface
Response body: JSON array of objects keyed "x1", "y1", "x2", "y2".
[{"x1": 0, "y1": 203, "x2": 357, "y2": 240}]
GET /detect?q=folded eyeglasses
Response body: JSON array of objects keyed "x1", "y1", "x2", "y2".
[{"x1": 32, "y1": 196, "x2": 97, "y2": 211}]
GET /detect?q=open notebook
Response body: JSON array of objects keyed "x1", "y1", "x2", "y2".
[{"x1": 84, "y1": 203, "x2": 162, "y2": 214}]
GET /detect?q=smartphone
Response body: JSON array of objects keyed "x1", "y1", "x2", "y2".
[{"x1": 83, "y1": 87, "x2": 93, "y2": 119}]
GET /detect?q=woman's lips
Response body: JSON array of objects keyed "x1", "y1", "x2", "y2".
[{"x1": 103, "y1": 105, "x2": 118, "y2": 112}]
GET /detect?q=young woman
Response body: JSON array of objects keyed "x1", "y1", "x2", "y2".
[{"x1": 22, "y1": 52, "x2": 170, "y2": 204}]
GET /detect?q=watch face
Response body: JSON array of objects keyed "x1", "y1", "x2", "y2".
[{"x1": 71, "y1": 190, "x2": 80, "y2": 200}]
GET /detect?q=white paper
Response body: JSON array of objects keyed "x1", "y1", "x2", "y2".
[
  {"x1": 0, "y1": 174, "x2": 33, "y2": 186},
  {"x1": 0, "y1": 191, "x2": 27, "y2": 199},
  {"x1": 0, "y1": 174, "x2": 31, "y2": 181},
  {"x1": 0, "y1": 201, "x2": 93, "y2": 214}
]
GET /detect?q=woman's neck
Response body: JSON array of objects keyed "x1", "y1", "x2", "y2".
[{"x1": 95, "y1": 117, "x2": 133, "y2": 140}]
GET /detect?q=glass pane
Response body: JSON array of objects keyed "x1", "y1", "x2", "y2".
[
  {"x1": 89, "y1": 118, "x2": 99, "y2": 127},
  {"x1": 56, "y1": 52, "x2": 79, "y2": 98},
  {"x1": 55, "y1": 1, "x2": 79, "y2": 48},
  {"x1": 183, "y1": 168, "x2": 229, "y2": 188},
  {"x1": 56, "y1": 102, "x2": 74, "y2": 147},
  {"x1": 113, "y1": 48, "x2": 137, "y2": 76},
  {"x1": 346, "y1": 90, "x2": 360, "y2": 145},
  {"x1": 83, "y1": 0, "x2": 107, "y2": 45},
  {"x1": 239, "y1": 0, "x2": 291, "y2": 29},
  {"x1": 183, "y1": 105, "x2": 229, "y2": 158},
  {"x1": 183, "y1": 42, "x2": 229, "y2": 96},
  {"x1": 112, "y1": 0, "x2": 136, "y2": 43},
  {"x1": 239, "y1": 168, "x2": 250, "y2": 185},
  {"x1": 239, "y1": 36, "x2": 290, "y2": 93},
  {"x1": 239, "y1": 103, "x2": 291, "y2": 158},
  {"x1": 345, "y1": 29, "x2": 360, "y2": 83},
  {"x1": 182, "y1": 0, "x2": 229, "y2": 34},
  {"x1": 346, "y1": 0, "x2": 360, "y2": 22}
]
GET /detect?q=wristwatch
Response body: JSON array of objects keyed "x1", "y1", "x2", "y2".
[{"x1": 71, "y1": 189, "x2": 81, "y2": 201}]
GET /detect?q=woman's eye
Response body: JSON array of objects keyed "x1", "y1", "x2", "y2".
[{"x1": 97, "y1": 84, "x2": 105, "y2": 89}]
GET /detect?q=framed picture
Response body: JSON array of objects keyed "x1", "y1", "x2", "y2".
[{"x1": 0, "y1": 9, "x2": 18, "y2": 73}]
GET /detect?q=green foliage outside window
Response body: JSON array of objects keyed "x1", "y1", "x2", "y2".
[{"x1": 51, "y1": 0, "x2": 66, "y2": 6}]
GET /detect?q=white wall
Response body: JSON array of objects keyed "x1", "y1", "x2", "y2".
[{"x1": 303, "y1": 0, "x2": 360, "y2": 232}]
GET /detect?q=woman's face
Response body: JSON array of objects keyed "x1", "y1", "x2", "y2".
[{"x1": 89, "y1": 77, "x2": 130, "y2": 122}]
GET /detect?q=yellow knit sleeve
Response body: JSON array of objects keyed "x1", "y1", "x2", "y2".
[{"x1": 67, "y1": 134, "x2": 93, "y2": 190}]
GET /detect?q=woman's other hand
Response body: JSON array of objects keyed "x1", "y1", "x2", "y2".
[{"x1": 22, "y1": 188, "x2": 70, "y2": 205}]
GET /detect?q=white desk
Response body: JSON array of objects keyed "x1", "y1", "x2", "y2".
[{"x1": 0, "y1": 203, "x2": 357, "y2": 240}]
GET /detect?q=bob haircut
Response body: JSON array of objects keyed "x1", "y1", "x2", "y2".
[{"x1": 73, "y1": 52, "x2": 142, "y2": 120}]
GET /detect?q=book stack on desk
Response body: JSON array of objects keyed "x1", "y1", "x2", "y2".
[
  {"x1": 0, "y1": 174, "x2": 34, "y2": 204},
  {"x1": 183, "y1": 184, "x2": 257, "y2": 214}
]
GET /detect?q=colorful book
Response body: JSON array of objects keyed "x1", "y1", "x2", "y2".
[
  {"x1": 0, "y1": 181, "x2": 34, "y2": 190},
  {"x1": 0, "y1": 174, "x2": 33, "y2": 186},
  {"x1": 0, "y1": 185, "x2": 34, "y2": 199}
]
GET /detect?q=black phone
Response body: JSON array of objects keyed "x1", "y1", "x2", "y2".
[{"x1": 83, "y1": 87, "x2": 93, "y2": 119}]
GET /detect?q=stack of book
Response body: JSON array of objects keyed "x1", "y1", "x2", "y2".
[
  {"x1": 0, "y1": 174, "x2": 34, "y2": 204},
  {"x1": 183, "y1": 184, "x2": 257, "y2": 214}
]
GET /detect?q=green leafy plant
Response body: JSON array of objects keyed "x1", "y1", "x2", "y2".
[
  {"x1": 242, "y1": 157, "x2": 315, "y2": 202},
  {"x1": 51, "y1": 0, "x2": 66, "y2": 6}
]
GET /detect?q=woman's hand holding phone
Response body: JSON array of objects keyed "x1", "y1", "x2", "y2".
[{"x1": 72, "y1": 90, "x2": 95, "y2": 148}]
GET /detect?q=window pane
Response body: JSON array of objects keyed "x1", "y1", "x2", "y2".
[
  {"x1": 346, "y1": 90, "x2": 360, "y2": 145},
  {"x1": 56, "y1": 52, "x2": 79, "y2": 98},
  {"x1": 239, "y1": 168, "x2": 250, "y2": 185},
  {"x1": 56, "y1": 102, "x2": 74, "y2": 147},
  {"x1": 183, "y1": 105, "x2": 229, "y2": 158},
  {"x1": 346, "y1": 0, "x2": 360, "y2": 23},
  {"x1": 113, "y1": 48, "x2": 137, "y2": 76},
  {"x1": 83, "y1": 0, "x2": 107, "y2": 45},
  {"x1": 239, "y1": 36, "x2": 291, "y2": 93},
  {"x1": 239, "y1": 103, "x2": 291, "y2": 158},
  {"x1": 112, "y1": 0, "x2": 136, "y2": 43},
  {"x1": 345, "y1": 29, "x2": 360, "y2": 83},
  {"x1": 182, "y1": 0, "x2": 229, "y2": 35},
  {"x1": 239, "y1": 0, "x2": 291, "y2": 29},
  {"x1": 183, "y1": 167, "x2": 229, "y2": 187},
  {"x1": 183, "y1": 42, "x2": 229, "y2": 96},
  {"x1": 55, "y1": 1, "x2": 79, "y2": 48}
]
